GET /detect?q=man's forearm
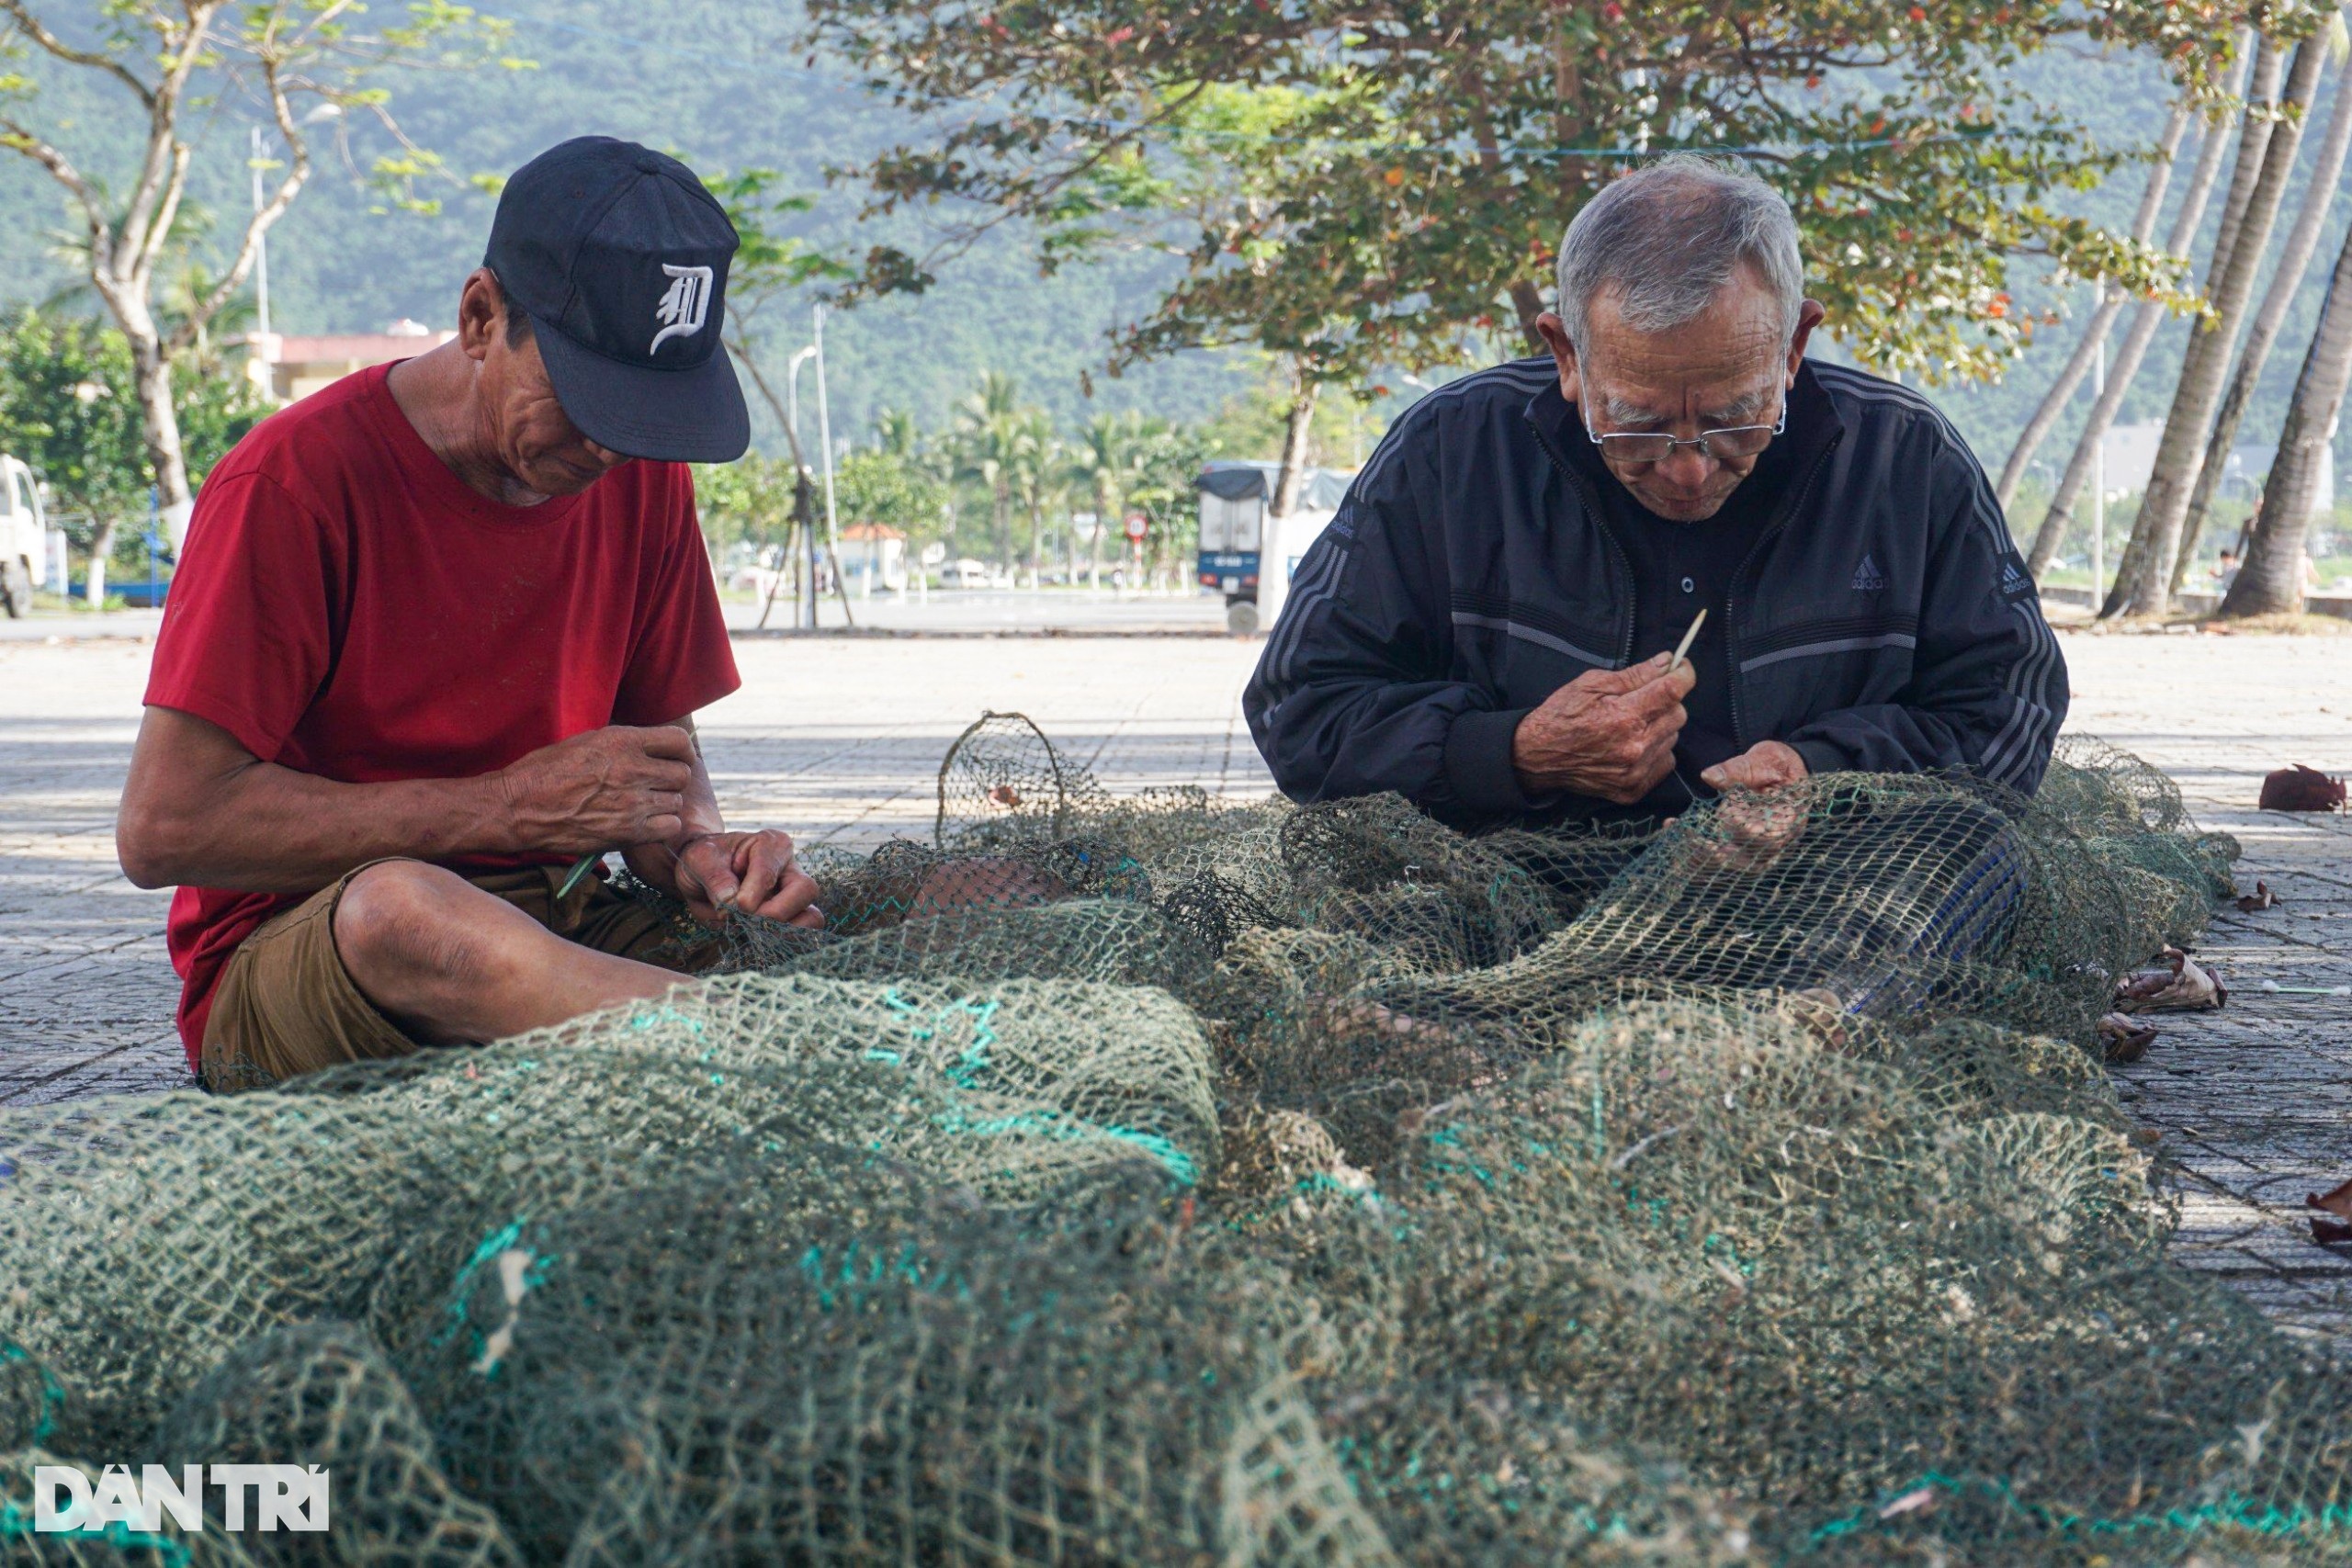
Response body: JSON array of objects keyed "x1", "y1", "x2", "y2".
[
  {"x1": 119, "y1": 705, "x2": 703, "y2": 894},
  {"x1": 119, "y1": 754, "x2": 518, "y2": 893}
]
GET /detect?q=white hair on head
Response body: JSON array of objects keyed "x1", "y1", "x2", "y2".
[{"x1": 1554, "y1": 154, "x2": 1804, "y2": 357}]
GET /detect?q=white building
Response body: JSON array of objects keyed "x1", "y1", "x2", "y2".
[
  {"x1": 836, "y1": 523, "x2": 908, "y2": 593},
  {"x1": 243, "y1": 320, "x2": 455, "y2": 404}
]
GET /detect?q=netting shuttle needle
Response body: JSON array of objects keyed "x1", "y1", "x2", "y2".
[
  {"x1": 1667, "y1": 608, "x2": 1706, "y2": 674},
  {"x1": 557, "y1": 852, "x2": 602, "y2": 900}
]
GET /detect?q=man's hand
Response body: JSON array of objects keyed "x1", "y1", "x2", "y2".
[
  {"x1": 1698, "y1": 739, "x2": 1808, "y2": 795},
  {"x1": 493, "y1": 726, "x2": 697, "y2": 855},
  {"x1": 671, "y1": 830, "x2": 824, "y2": 929},
  {"x1": 1511, "y1": 654, "x2": 1696, "y2": 804},
  {"x1": 1696, "y1": 740, "x2": 1811, "y2": 869}
]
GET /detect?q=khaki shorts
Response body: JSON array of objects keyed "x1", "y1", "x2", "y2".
[{"x1": 199, "y1": 860, "x2": 710, "y2": 1093}]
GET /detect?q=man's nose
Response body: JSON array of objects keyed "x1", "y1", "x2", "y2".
[{"x1": 1657, "y1": 445, "x2": 1715, "y2": 491}]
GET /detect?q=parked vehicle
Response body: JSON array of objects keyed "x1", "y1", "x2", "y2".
[
  {"x1": 0, "y1": 456, "x2": 51, "y2": 617},
  {"x1": 941, "y1": 558, "x2": 995, "y2": 589},
  {"x1": 1194, "y1": 461, "x2": 1355, "y2": 634}
]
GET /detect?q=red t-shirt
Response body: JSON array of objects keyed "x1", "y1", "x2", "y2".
[{"x1": 145, "y1": 363, "x2": 740, "y2": 1066}]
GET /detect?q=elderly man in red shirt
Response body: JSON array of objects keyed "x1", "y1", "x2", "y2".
[{"x1": 116, "y1": 137, "x2": 820, "y2": 1091}]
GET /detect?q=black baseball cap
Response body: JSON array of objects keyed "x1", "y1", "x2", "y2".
[{"x1": 482, "y1": 136, "x2": 750, "y2": 464}]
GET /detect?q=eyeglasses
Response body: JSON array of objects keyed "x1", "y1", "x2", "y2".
[{"x1": 1581, "y1": 402, "x2": 1787, "y2": 465}]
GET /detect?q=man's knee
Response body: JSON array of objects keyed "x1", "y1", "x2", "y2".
[{"x1": 334, "y1": 860, "x2": 501, "y2": 988}]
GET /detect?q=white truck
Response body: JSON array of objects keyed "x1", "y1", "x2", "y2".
[
  {"x1": 1193, "y1": 461, "x2": 1356, "y2": 635},
  {"x1": 0, "y1": 455, "x2": 54, "y2": 618}
]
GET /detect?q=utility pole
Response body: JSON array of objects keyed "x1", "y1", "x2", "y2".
[{"x1": 249, "y1": 126, "x2": 270, "y2": 339}]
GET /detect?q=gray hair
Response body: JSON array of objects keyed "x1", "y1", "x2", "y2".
[{"x1": 1554, "y1": 154, "x2": 1804, "y2": 357}]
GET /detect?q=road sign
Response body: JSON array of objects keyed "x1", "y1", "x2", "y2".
[{"x1": 1124, "y1": 513, "x2": 1148, "y2": 542}]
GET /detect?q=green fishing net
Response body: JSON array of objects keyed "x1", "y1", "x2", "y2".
[{"x1": 5, "y1": 717, "x2": 2301, "y2": 1567}]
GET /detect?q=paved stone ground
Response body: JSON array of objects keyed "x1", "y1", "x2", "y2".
[
  {"x1": 2063, "y1": 630, "x2": 2352, "y2": 1345},
  {"x1": 0, "y1": 635, "x2": 1268, "y2": 1106},
  {"x1": 3, "y1": 627, "x2": 2348, "y2": 1334}
]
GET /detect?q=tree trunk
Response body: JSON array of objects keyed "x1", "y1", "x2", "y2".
[
  {"x1": 125, "y1": 323, "x2": 194, "y2": 547},
  {"x1": 2174, "y1": 40, "x2": 2352, "y2": 594},
  {"x1": 2222, "y1": 219, "x2": 2352, "y2": 616},
  {"x1": 1270, "y1": 378, "x2": 1319, "y2": 521},
  {"x1": 760, "y1": 470, "x2": 818, "y2": 630},
  {"x1": 2028, "y1": 48, "x2": 2249, "y2": 579},
  {"x1": 2104, "y1": 35, "x2": 2322, "y2": 619},
  {"x1": 1998, "y1": 99, "x2": 2194, "y2": 511},
  {"x1": 1090, "y1": 475, "x2": 1114, "y2": 590},
  {"x1": 85, "y1": 518, "x2": 117, "y2": 609},
  {"x1": 2202, "y1": 37, "x2": 2288, "y2": 302},
  {"x1": 993, "y1": 479, "x2": 1012, "y2": 572}
]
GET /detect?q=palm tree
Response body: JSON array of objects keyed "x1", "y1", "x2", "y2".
[
  {"x1": 2175, "y1": 27, "x2": 2352, "y2": 594},
  {"x1": 950, "y1": 371, "x2": 1025, "y2": 570},
  {"x1": 1005, "y1": 409, "x2": 1060, "y2": 587},
  {"x1": 1069, "y1": 411, "x2": 1167, "y2": 587},
  {"x1": 2027, "y1": 50, "x2": 2249, "y2": 580},
  {"x1": 1999, "y1": 99, "x2": 2194, "y2": 513},
  {"x1": 873, "y1": 406, "x2": 924, "y2": 460},
  {"x1": 2106, "y1": 35, "x2": 2327, "y2": 617},
  {"x1": 2221, "y1": 211, "x2": 2352, "y2": 616}
]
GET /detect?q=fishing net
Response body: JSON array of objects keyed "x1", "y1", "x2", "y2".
[{"x1": 6, "y1": 716, "x2": 2310, "y2": 1567}]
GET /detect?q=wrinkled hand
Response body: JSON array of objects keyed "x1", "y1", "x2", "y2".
[
  {"x1": 494, "y1": 726, "x2": 696, "y2": 855},
  {"x1": 671, "y1": 830, "x2": 826, "y2": 929},
  {"x1": 1695, "y1": 741, "x2": 1810, "y2": 869},
  {"x1": 1511, "y1": 654, "x2": 1697, "y2": 804},
  {"x1": 1700, "y1": 739, "x2": 1808, "y2": 795}
]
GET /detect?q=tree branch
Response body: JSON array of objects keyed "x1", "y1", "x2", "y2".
[
  {"x1": 0, "y1": 109, "x2": 108, "y2": 225},
  {"x1": 0, "y1": 0, "x2": 154, "y2": 106},
  {"x1": 173, "y1": 51, "x2": 309, "y2": 350},
  {"x1": 117, "y1": 0, "x2": 225, "y2": 287}
]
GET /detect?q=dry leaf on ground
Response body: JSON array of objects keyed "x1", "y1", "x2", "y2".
[
  {"x1": 2116, "y1": 947, "x2": 2226, "y2": 1013},
  {"x1": 2098, "y1": 1012, "x2": 2157, "y2": 1063}
]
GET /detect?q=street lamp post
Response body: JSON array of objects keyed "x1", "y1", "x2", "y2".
[
  {"x1": 813, "y1": 304, "x2": 842, "y2": 603},
  {"x1": 248, "y1": 103, "x2": 341, "y2": 357}
]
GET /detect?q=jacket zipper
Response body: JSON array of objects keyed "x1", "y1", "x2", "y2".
[
  {"x1": 1526, "y1": 416, "x2": 1640, "y2": 667},
  {"x1": 1724, "y1": 430, "x2": 1843, "y2": 749}
]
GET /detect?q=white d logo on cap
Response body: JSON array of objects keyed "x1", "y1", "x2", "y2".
[{"x1": 650, "y1": 264, "x2": 712, "y2": 353}]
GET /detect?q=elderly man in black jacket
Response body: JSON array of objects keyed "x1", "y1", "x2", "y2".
[{"x1": 1244, "y1": 155, "x2": 2067, "y2": 834}]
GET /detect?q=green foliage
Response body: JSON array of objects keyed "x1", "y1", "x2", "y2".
[
  {"x1": 703, "y1": 168, "x2": 854, "y2": 329},
  {"x1": 948, "y1": 370, "x2": 1043, "y2": 564},
  {"x1": 691, "y1": 454, "x2": 800, "y2": 551},
  {"x1": 730, "y1": 375, "x2": 1237, "y2": 574},
  {"x1": 1120, "y1": 412, "x2": 1219, "y2": 564},
  {"x1": 1197, "y1": 363, "x2": 1384, "y2": 472},
  {"x1": 834, "y1": 446, "x2": 951, "y2": 544},
  {"x1": 0, "y1": 306, "x2": 261, "y2": 558},
  {"x1": 808, "y1": 0, "x2": 2326, "y2": 388}
]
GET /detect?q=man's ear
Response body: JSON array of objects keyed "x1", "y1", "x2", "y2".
[
  {"x1": 1786, "y1": 299, "x2": 1826, "y2": 378},
  {"x1": 456, "y1": 268, "x2": 503, "y2": 363},
  {"x1": 1534, "y1": 310, "x2": 1581, "y2": 405}
]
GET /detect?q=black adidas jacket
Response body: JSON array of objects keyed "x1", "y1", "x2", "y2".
[{"x1": 1243, "y1": 357, "x2": 2068, "y2": 832}]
